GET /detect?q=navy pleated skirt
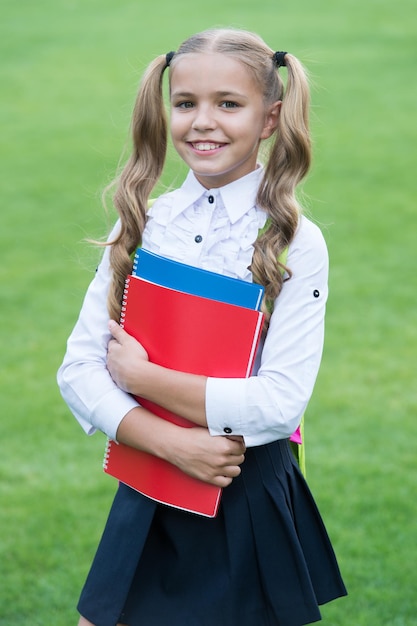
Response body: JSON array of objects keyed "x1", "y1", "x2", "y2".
[{"x1": 78, "y1": 439, "x2": 347, "y2": 626}]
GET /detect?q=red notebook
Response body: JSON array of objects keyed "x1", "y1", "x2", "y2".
[{"x1": 103, "y1": 275, "x2": 264, "y2": 517}]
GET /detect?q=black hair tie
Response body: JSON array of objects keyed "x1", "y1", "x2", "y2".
[
  {"x1": 165, "y1": 51, "x2": 176, "y2": 67},
  {"x1": 273, "y1": 51, "x2": 287, "y2": 68}
]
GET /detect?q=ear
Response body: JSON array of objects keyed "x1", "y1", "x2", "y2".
[{"x1": 260, "y1": 100, "x2": 282, "y2": 140}]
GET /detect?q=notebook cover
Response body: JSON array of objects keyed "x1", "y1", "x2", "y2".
[
  {"x1": 104, "y1": 275, "x2": 264, "y2": 517},
  {"x1": 132, "y1": 248, "x2": 264, "y2": 311},
  {"x1": 132, "y1": 249, "x2": 299, "y2": 445}
]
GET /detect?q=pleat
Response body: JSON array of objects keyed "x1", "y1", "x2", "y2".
[
  {"x1": 119, "y1": 503, "x2": 234, "y2": 626},
  {"x1": 223, "y1": 442, "x2": 323, "y2": 625},
  {"x1": 235, "y1": 440, "x2": 347, "y2": 622},
  {"x1": 262, "y1": 441, "x2": 347, "y2": 605},
  {"x1": 221, "y1": 468, "x2": 277, "y2": 624},
  {"x1": 77, "y1": 440, "x2": 346, "y2": 626},
  {"x1": 77, "y1": 483, "x2": 157, "y2": 626}
]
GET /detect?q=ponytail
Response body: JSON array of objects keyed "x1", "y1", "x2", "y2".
[
  {"x1": 252, "y1": 53, "x2": 311, "y2": 323},
  {"x1": 106, "y1": 55, "x2": 169, "y2": 320}
]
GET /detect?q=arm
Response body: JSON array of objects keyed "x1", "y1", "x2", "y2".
[
  {"x1": 57, "y1": 228, "x2": 139, "y2": 439},
  {"x1": 116, "y1": 407, "x2": 245, "y2": 487},
  {"x1": 106, "y1": 217, "x2": 329, "y2": 448},
  {"x1": 57, "y1": 223, "x2": 244, "y2": 484},
  {"x1": 107, "y1": 320, "x2": 208, "y2": 427},
  {"x1": 207, "y1": 217, "x2": 329, "y2": 446}
]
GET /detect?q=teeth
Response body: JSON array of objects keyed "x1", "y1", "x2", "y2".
[{"x1": 193, "y1": 143, "x2": 222, "y2": 151}]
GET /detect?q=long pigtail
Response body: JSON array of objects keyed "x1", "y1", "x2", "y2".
[
  {"x1": 107, "y1": 55, "x2": 169, "y2": 320},
  {"x1": 252, "y1": 53, "x2": 311, "y2": 321}
]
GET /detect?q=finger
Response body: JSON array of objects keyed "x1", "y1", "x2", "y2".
[
  {"x1": 107, "y1": 338, "x2": 122, "y2": 357},
  {"x1": 229, "y1": 464, "x2": 242, "y2": 477},
  {"x1": 226, "y1": 435, "x2": 245, "y2": 444},
  {"x1": 220, "y1": 465, "x2": 242, "y2": 481},
  {"x1": 212, "y1": 470, "x2": 241, "y2": 488},
  {"x1": 225, "y1": 434, "x2": 245, "y2": 447},
  {"x1": 224, "y1": 437, "x2": 246, "y2": 455},
  {"x1": 108, "y1": 320, "x2": 128, "y2": 343},
  {"x1": 233, "y1": 453, "x2": 245, "y2": 466},
  {"x1": 222, "y1": 451, "x2": 245, "y2": 466},
  {"x1": 223, "y1": 456, "x2": 245, "y2": 468},
  {"x1": 212, "y1": 475, "x2": 234, "y2": 488}
]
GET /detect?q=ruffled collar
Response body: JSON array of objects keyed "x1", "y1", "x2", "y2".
[{"x1": 170, "y1": 166, "x2": 264, "y2": 224}]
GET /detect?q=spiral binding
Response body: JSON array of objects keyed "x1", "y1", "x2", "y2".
[
  {"x1": 120, "y1": 276, "x2": 131, "y2": 328},
  {"x1": 103, "y1": 438, "x2": 112, "y2": 470},
  {"x1": 132, "y1": 249, "x2": 140, "y2": 276}
]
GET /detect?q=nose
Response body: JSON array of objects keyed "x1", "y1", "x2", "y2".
[{"x1": 191, "y1": 105, "x2": 216, "y2": 131}]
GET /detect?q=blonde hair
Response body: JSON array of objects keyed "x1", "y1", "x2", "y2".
[{"x1": 105, "y1": 28, "x2": 311, "y2": 321}]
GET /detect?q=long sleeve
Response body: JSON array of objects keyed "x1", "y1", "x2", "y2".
[
  {"x1": 58, "y1": 169, "x2": 328, "y2": 447},
  {"x1": 57, "y1": 225, "x2": 139, "y2": 440},
  {"x1": 205, "y1": 217, "x2": 328, "y2": 447}
]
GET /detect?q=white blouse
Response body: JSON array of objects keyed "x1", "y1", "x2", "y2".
[{"x1": 57, "y1": 167, "x2": 329, "y2": 448}]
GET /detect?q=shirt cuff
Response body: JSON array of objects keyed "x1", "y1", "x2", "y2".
[
  {"x1": 90, "y1": 389, "x2": 140, "y2": 441},
  {"x1": 205, "y1": 377, "x2": 245, "y2": 437}
]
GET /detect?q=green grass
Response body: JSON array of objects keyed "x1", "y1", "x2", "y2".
[{"x1": 1, "y1": 0, "x2": 416, "y2": 623}]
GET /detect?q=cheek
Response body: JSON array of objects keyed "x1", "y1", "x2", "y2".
[
  {"x1": 170, "y1": 131, "x2": 184, "y2": 153},
  {"x1": 170, "y1": 112, "x2": 186, "y2": 135}
]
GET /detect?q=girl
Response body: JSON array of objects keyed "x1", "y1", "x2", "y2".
[{"x1": 58, "y1": 28, "x2": 347, "y2": 626}]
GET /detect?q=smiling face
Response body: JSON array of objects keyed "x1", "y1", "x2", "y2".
[{"x1": 169, "y1": 53, "x2": 280, "y2": 189}]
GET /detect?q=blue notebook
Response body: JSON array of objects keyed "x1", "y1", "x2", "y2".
[{"x1": 132, "y1": 248, "x2": 264, "y2": 311}]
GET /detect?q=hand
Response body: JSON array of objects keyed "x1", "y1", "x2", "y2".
[
  {"x1": 168, "y1": 426, "x2": 246, "y2": 487},
  {"x1": 107, "y1": 320, "x2": 148, "y2": 394}
]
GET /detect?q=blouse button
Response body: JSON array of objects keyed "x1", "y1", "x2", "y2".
[
  {"x1": 194, "y1": 235, "x2": 203, "y2": 243},
  {"x1": 313, "y1": 289, "x2": 320, "y2": 298},
  {"x1": 223, "y1": 427, "x2": 232, "y2": 434},
  {"x1": 208, "y1": 195, "x2": 214, "y2": 204}
]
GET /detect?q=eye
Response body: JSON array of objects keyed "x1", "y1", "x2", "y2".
[
  {"x1": 220, "y1": 101, "x2": 240, "y2": 109},
  {"x1": 175, "y1": 101, "x2": 194, "y2": 109}
]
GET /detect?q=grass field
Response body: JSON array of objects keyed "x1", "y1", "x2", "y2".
[{"x1": 1, "y1": 0, "x2": 416, "y2": 624}]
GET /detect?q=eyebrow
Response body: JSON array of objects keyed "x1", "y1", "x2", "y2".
[{"x1": 171, "y1": 90, "x2": 248, "y2": 100}]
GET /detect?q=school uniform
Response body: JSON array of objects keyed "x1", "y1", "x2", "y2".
[{"x1": 58, "y1": 166, "x2": 347, "y2": 625}]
